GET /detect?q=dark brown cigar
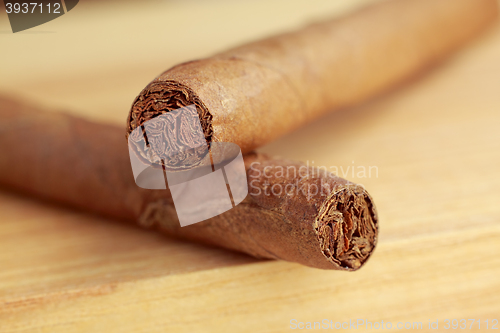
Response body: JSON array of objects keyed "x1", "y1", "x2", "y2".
[
  {"x1": 0, "y1": 95, "x2": 377, "y2": 270},
  {"x1": 128, "y1": 0, "x2": 498, "y2": 159}
]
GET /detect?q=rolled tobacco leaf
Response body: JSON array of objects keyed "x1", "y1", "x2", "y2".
[
  {"x1": 0, "y1": 95, "x2": 377, "y2": 270},
  {"x1": 128, "y1": 0, "x2": 498, "y2": 162}
]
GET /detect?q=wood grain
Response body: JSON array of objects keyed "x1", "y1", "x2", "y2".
[{"x1": 1, "y1": 0, "x2": 500, "y2": 332}]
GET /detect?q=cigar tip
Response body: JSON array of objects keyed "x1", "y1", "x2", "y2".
[
  {"x1": 314, "y1": 184, "x2": 378, "y2": 271},
  {"x1": 128, "y1": 80, "x2": 213, "y2": 146}
]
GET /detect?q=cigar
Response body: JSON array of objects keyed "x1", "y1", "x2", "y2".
[
  {"x1": 0, "y1": 95, "x2": 377, "y2": 270},
  {"x1": 128, "y1": 0, "x2": 498, "y2": 158}
]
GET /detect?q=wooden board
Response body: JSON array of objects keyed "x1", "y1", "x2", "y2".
[{"x1": 1, "y1": 0, "x2": 500, "y2": 331}]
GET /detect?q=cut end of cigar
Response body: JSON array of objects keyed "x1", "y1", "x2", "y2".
[
  {"x1": 128, "y1": 81, "x2": 212, "y2": 141},
  {"x1": 127, "y1": 81, "x2": 213, "y2": 168},
  {"x1": 314, "y1": 185, "x2": 378, "y2": 271}
]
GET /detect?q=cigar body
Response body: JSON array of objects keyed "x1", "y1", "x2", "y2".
[
  {"x1": 0, "y1": 96, "x2": 377, "y2": 270},
  {"x1": 128, "y1": 0, "x2": 498, "y2": 153},
  {"x1": 3, "y1": 0, "x2": 496, "y2": 270}
]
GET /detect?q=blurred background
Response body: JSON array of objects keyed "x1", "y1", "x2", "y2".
[{"x1": 1, "y1": 0, "x2": 499, "y2": 332}]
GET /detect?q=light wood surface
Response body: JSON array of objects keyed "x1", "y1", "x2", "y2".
[{"x1": 1, "y1": 0, "x2": 500, "y2": 332}]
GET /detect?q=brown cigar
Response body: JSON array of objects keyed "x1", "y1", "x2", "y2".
[
  {"x1": 128, "y1": 0, "x2": 498, "y2": 157},
  {"x1": 0, "y1": 95, "x2": 378, "y2": 270}
]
